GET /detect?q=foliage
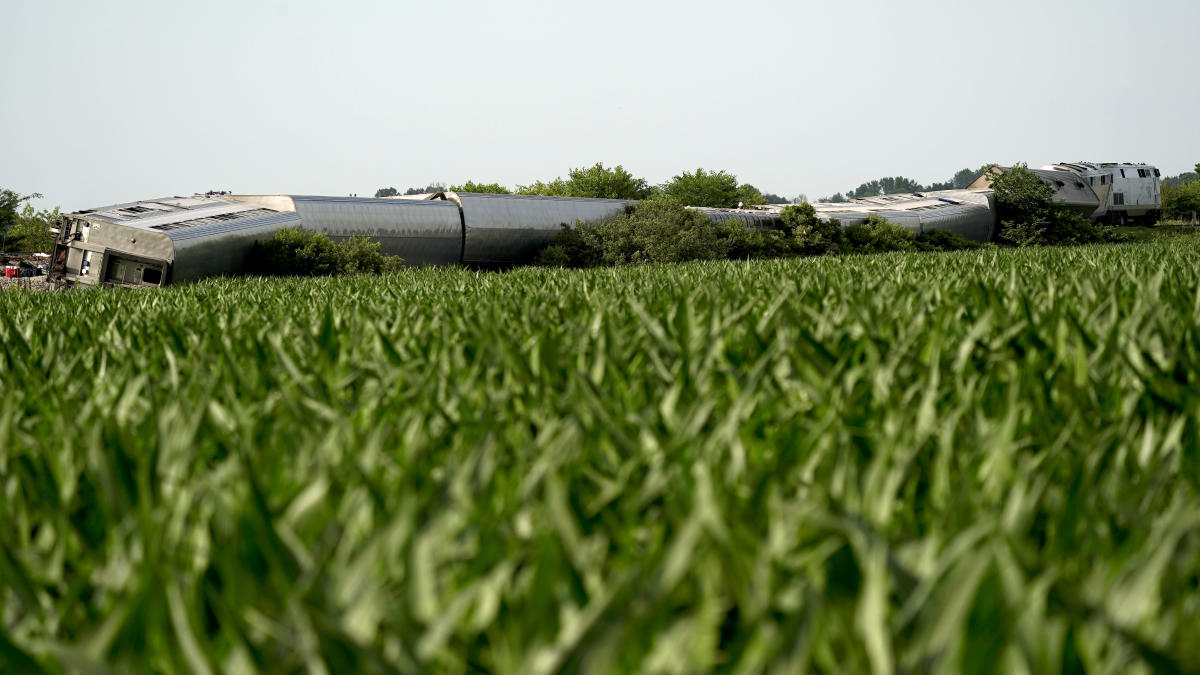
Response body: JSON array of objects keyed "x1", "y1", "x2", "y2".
[
  {"x1": 518, "y1": 163, "x2": 652, "y2": 200},
  {"x1": 847, "y1": 176, "x2": 924, "y2": 199},
  {"x1": 373, "y1": 185, "x2": 448, "y2": 197},
  {"x1": 1162, "y1": 177, "x2": 1200, "y2": 221},
  {"x1": 842, "y1": 213, "x2": 915, "y2": 252},
  {"x1": 0, "y1": 188, "x2": 43, "y2": 251},
  {"x1": 247, "y1": 227, "x2": 403, "y2": 276},
  {"x1": 449, "y1": 181, "x2": 512, "y2": 194},
  {"x1": 818, "y1": 192, "x2": 848, "y2": 203},
  {"x1": 4, "y1": 203, "x2": 60, "y2": 253},
  {"x1": 661, "y1": 168, "x2": 763, "y2": 208},
  {"x1": 1161, "y1": 170, "x2": 1198, "y2": 189},
  {"x1": 989, "y1": 164, "x2": 1108, "y2": 246},
  {"x1": 4, "y1": 242, "x2": 1200, "y2": 673},
  {"x1": 717, "y1": 219, "x2": 789, "y2": 259},
  {"x1": 761, "y1": 192, "x2": 790, "y2": 204},
  {"x1": 781, "y1": 202, "x2": 847, "y2": 255},
  {"x1": 913, "y1": 229, "x2": 985, "y2": 252}
]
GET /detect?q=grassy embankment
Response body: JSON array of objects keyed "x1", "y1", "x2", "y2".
[{"x1": 2, "y1": 240, "x2": 1199, "y2": 673}]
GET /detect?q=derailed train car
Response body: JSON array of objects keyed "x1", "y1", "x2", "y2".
[
  {"x1": 50, "y1": 192, "x2": 634, "y2": 287},
  {"x1": 50, "y1": 188, "x2": 997, "y2": 288},
  {"x1": 48, "y1": 196, "x2": 302, "y2": 287},
  {"x1": 749, "y1": 189, "x2": 997, "y2": 242}
]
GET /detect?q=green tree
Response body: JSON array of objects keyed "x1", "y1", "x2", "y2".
[
  {"x1": 374, "y1": 187, "x2": 399, "y2": 198},
  {"x1": 563, "y1": 162, "x2": 651, "y2": 200},
  {"x1": 7, "y1": 204, "x2": 60, "y2": 252},
  {"x1": 1162, "y1": 180, "x2": 1200, "y2": 221},
  {"x1": 518, "y1": 163, "x2": 651, "y2": 200},
  {"x1": 847, "y1": 176, "x2": 924, "y2": 199},
  {"x1": 402, "y1": 184, "x2": 446, "y2": 196},
  {"x1": 449, "y1": 181, "x2": 511, "y2": 194},
  {"x1": 761, "y1": 192, "x2": 790, "y2": 204},
  {"x1": 516, "y1": 178, "x2": 570, "y2": 197},
  {"x1": 1, "y1": 189, "x2": 43, "y2": 251},
  {"x1": 662, "y1": 168, "x2": 763, "y2": 208}
]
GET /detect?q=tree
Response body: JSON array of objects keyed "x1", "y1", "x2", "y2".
[
  {"x1": 563, "y1": 162, "x2": 651, "y2": 200},
  {"x1": 1, "y1": 189, "x2": 42, "y2": 251},
  {"x1": 761, "y1": 192, "x2": 790, "y2": 204},
  {"x1": 847, "y1": 176, "x2": 924, "y2": 199},
  {"x1": 518, "y1": 163, "x2": 651, "y2": 200},
  {"x1": 817, "y1": 193, "x2": 847, "y2": 203},
  {"x1": 374, "y1": 187, "x2": 399, "y2": 198},
  {"x1": 7, "y1": 204, "x2": 60, "y2": 252},
  {"x1": 403, "y1": 184, "x2": 446, "y2": 195},
  {"x1": 516, "y1": 178, "x2": 570, "y2": 197},
  {"x1": 449, "y1": 181, "x2": 511, "y2": 194},
  {"x1": 1162, "y1": 180, "x2": 1200, "y2": 221},
  {"x1": 662, "y1": 168, "x2": 763, "y2": 208},
  {"x1": 1195, "y1": 163, "x2": 1199, "y2": 176}
]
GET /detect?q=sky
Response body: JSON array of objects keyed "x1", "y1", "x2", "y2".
[{"x1": 3, "y1": 0, "x2": 1198, "y2": 212}]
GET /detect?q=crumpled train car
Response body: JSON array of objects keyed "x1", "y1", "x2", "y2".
[{"x1": 49, "y1": 196, "x2": 301, "y2": 288}]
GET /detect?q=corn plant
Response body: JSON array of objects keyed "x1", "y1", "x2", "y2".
[{"x1": 2, "y1": 241, "x2": 1199, "y2": 673}]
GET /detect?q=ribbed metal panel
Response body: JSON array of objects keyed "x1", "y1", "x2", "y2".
[
  {"x1": 918, "y1": 203, "x2": 995, "y2": 241},
  {"x1": 290, "y1": 196, "x2": 463, "y2": 265},
  {"x1": 171, "y1": 212, "x2": 303, "y2": 281},
  {"x1": 457, "y1": 193, "x2": 631, "y2": 264}
]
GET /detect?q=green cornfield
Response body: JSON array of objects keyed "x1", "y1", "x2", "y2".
[{"x1": 2, "y1": 240, "x2": 1199, "y2": 673}]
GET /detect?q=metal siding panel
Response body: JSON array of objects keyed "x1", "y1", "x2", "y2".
[
  {"x1": 290, "y1": 197, "x2": 463, "y2": 265},
  {"x1": 171, "y1": 212, "x2": 304, "y2": 281},
  {"x1": 460, "y1": 195, "x2": 630, "y2": 264},
  {"x1": 918, "y1": 204, "x2": 994, "y2": 242}
]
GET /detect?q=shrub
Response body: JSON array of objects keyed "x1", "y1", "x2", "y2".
[
  {"x1": 537, "y1": 199, "x2": 726, "y2": 267},
  {"x1": 843, "y1": 213, "x2": 915, "y2": 253},
  {"x1": 718, "y1": 219, "x2": 789, "y2": 259},
  {"x1": 248, "y1": 227, "x2": 403, "y2": 276},
  {"x1": 913, "y1": 229, "x2": 985, "y2": 252}
]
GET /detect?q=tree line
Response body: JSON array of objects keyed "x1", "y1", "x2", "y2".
[
  {"x1": 375, "y1": 163, "x2": 774, "y2": 208},
  {"x1": 817, "y1": 167, "x2": 988, "y2": 203},
  {"x1": 376, "y1": 163, "x2": 992, "y2": 208}
]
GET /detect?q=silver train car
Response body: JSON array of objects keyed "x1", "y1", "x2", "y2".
[
  {"x1": 48, "y1": 196, "x2": 301, "y2": 287},
  {"x1": 751, "y1": 189, "x2": 997, "y2": 242},
  {"x1": 50, "y1": 192, "x2": 635, "y2": 287},
  {"x1": 49, "y1": 188, "x2": 998, "y2": 288}
]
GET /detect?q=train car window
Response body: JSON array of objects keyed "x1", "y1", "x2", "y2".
[
  {"x1": 1113, "y1": 193, "x2": 1125, "y2": 205},
  {"x1": 1120, "y1": 169, "x2": 1126, "y2": 178},
  {"x1": 142, "y1": 267, "x2": 163, "y2": 285},
  {"x1": 1154, "y1": 169, "x2": 1161, "y2": 177}
]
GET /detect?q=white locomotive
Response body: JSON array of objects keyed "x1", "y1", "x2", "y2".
[{"x1": 1042, "y1": 162, "x2": 1161, "y2": 224}]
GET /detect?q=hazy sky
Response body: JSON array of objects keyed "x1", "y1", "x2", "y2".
[{"x1": 4, "y1": 0, "x2": 1198, "y2": 211}]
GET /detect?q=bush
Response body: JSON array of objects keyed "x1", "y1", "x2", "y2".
[
  {"x1": 782, "y1": 203, "x2": 849, "y2": 256},
  {"x1": 718, "y1": 219, "x2": 789, "y2": 259},
  {"x1": 537, "y1": 199, "x2": 726, "y2": 267},
  {"x1": 248, "y1": 227, "x2": 403, "y2": 277},
  {"x1": 914, "y1": 229, "x2": 985, "y2": 252},
  {"x1": 843, "y1": 213, "x2": 915, "y2": 253}
]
